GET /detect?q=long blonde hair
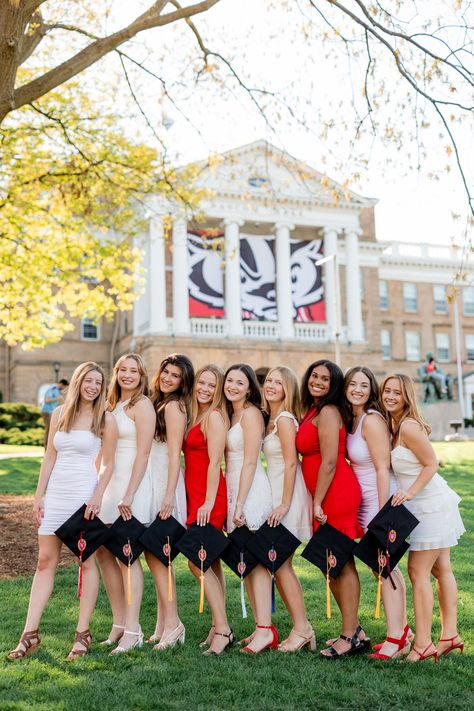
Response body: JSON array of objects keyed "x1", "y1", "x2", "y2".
[
  {"x1": 262, "y1": 366, "x2": 302, "y2": 422},
  {"x1": 107, "y1": 353, "x2": 149, "y2": 411},
  {"x1": 190, "y1": 364, "x2": 229, "y2": 439},
  {"x1": 57, "y1": 362, "x2": 106, "y2": 437},
  {"x1": 380, "y1": 373, "x2": 431, "y2": 437}
]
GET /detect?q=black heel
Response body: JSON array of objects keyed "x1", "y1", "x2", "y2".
[{"x1": 202, "y1": 628, "x2": 234, "y2": 656}]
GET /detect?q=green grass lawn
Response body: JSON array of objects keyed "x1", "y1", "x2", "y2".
[{"x1": 0, "y1": 450, "x2": 472, "y2": 711}]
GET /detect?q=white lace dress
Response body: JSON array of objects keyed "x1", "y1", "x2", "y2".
[
  {"x1": 225, "y1": 418, "x2": 272, "y2": 534},
  {"x1": 262, "y1": 412, "x2": 312, "y2": 541},
  {"x1": 149, "y1": 439, "x2": 187, "y2": 526}
]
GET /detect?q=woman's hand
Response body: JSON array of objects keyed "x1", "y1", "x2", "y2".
[
  {"x1": 233, "y1": 503, "x2": 246, "y2": 528},
  {"x1": 118, "y1": 494, "x2": 134, "y2": 521},
  {"x1": 313, "y1": 502, "x2": 327, "y2": 525},
  {"x1": 268, "y1": 504, "x2": 289, "y2": 528},
  {"x1": 391, "y1": 489, "x2": 413, "y2": 506},
  {"x1": 32, "y1": 498, "x2": 44, "y2": 528},
  {"x1": 197, "y1": 501, "x2": 214, "y2": 527},
  {"x1": 159, "y1": 494, "x2": 175, "y2": 520},
  {"x1": 84, "y1": 494, "x2": 102, "y2": 520}
]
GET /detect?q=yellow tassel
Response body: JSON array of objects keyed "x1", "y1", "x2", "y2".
[
  {"x1": 375, "y1": 574, "x2": 382, "y2": 619},
  {"x1": 326, "y1": 572, "x2": 331, "y2": 619},
  {"x1": 168, "y1": 563, "x2": 173, "y2": 602},
  {"x1": 199, "y1": 571, "x2": 205, "y2": 614}
]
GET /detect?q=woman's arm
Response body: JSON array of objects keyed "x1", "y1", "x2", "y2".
[
  {"x1": 197, "y1": 411, "x2": 227, "y2": 526},
  {"x1": 33, "y1": 408, "x2": 60, "y2": 527},
  {"x1": 392, "y1": 420, "x2": 438, "y2": 505},
  {"x1": 362, "y1": 413, "x2": 391, "y2": 508},
  {"x1": 313, "y1": 405, "x2": 340, "y2": 524},
  {"x1": 160, "y1": 400, "x2": 187, "y2": 520},
  {"x1": 118, "y1": 398, "x2": 156, "y2": 520},
  {"x1": 233, "y1": 408, "x2": 264, "y2": 527},
  {"x1": 268, "y1": 416, "x2": 297, "y2": 527},
  {"x1": 85, "y1": 413, "x2": 118, "y2": 520}
]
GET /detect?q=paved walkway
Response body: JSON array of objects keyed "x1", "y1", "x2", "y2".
[{"x1": 0, "y1": 452, "x2": 43, "y2": 459}]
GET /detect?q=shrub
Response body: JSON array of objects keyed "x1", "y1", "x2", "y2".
[
  {"x1": 0, "y1": 403, "x2": 43, "y2": 431},
  {"x1": 0, "y1": 427, "x2": 44, "y2": 446}
]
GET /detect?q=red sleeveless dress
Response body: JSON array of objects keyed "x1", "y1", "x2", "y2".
[
  {"x1": 296, "y1": 407, "x2": 364, "y2": 539},
  {"x1": 183, "y1": 422, "x2": 227, "y2": 530}
]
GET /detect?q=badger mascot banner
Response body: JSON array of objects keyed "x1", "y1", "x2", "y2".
[{"x1": 188, "y1": 231, "x2": 325, "y2": 322}]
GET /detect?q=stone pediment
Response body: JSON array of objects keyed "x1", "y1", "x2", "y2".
[{"x1": 192, "y1": 140, "x2": 376, "y2": 210}]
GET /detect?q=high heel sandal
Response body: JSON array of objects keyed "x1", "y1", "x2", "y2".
[
  {"x1": 369, "y1": 625, "x2": 411, "y2": 660},
  {"x1": 437, "y1": 635, "x2": 464, "y2": 657},
  {"x1": 67, "y1": 629, "x2": 92, "y2": 661},
  {"x1": 373, "y1": 627, "x2": 414, "y2": 651},
  {"x1": 278, "y1": 628, "x2": 316, "y2": 653},
  {"x1": 99, "y1": 624, "x2": 125, "y2": 646},
  {"x1": 238, "y1": 630, "x2": 255, "y2": 647},
  {"x1": 199, "y1": 625, "x2": 215, "y2": 649},
  {"x1": 408, "y1": 642, "x2": 438, "y2": 663},
  {"x1": 241, "y1": 624, "x2": 278, "y2": 654},
  {"x1": 326, "y1": 625, "x2": 370, "y2": 650},
  {"x1": 202, "y1": 628, "x2": 234, "y2": 656},
  {"x1": 109, "y1": 627, "x2": 144, "y2": 655},
  {"x1": 7, "y1": 629, "x2": 41, "y2": 661},
  {"x1": 321, "y1": 630, "x2": 366, "y2": 659},
  {"x1": 153, "y1": 622, "x2": 185, "y2": 651},
  {"x1": 146, "y1": 632, "x2": 162, "y2": 644}
]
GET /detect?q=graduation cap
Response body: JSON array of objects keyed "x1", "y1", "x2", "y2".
[
  {"x1": 55, "y1": 504, "x2": 112, "y2": 598},
  {"x1": 139, "y1": 516, "x2": 186, "y2": 602},
  {"x1": 367, "y1": 497, "x2": 419, "y2": 554},
  {"x1": 221, "y1": 526, "x2": 259, "y2": 619},
  {"x1": 104, "y1": 515, "x2": 147, "y2": 605},
  {"x1": 245, "y1": 522, "x2": 301, "y2": 613},
  {"x1": 175, "y1": 523, "x2": 230, "y2": 613},
  {"x1": 301, "y1": 523, "x2": 356, "y2": 619},
  {"x1": 355, "y1": 531, "x2": 410, "y2": 618}
]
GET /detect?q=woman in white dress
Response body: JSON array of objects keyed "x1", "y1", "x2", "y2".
[
  {"x1": 145, "y1": 353, "x2": 193, "y2": 650},
  {"x1": 262, "y1": 367, "x2": 314, "y2": 652},
  {"x1": 96, "y1": 353, "x2": 155, "y2": 654},
  {"x1": 8, "y1": 362, "x2": 117, "y2": 661},
  {"x1": 224, "y1": 363, "x2": 275, "y2": 654},
  {"x1": 344, "y1": 366, "x2": 410, "y2": 660},
  {"x1": 381, "y1": 373, "x2": 465, "y2": 662}
]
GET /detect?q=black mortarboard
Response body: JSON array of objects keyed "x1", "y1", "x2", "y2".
[
  {"x1": 221, "y1": 526, "x2": 259, "y2": 579},
  {"x1": 354, "y1": 531, "x2": 410, "y2": 579},
  {"x1": 55, "y1": 504, "x2": 112, "y2": 563},
  {"x1": 139, "y1": 516, "x2": 186, "y2": 566},
  {"x1": 367, "y1": 497, "x2": 419, "y2": 553},
  {"x1": 301, "y1": 523, "x2": 356, "y2": 578},
  {"x1": 104, "y1": 515, "x2": 147, "y2": 566}
]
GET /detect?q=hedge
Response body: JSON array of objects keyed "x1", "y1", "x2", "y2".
[{"x1": 0, "y1": 403, "x2": 44, "y2": 445}]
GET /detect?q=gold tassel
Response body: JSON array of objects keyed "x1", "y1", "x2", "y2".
[
  {"x1": 199, "y1": 545, "x2": 205, "y2": 614},
  {"x1": 326, "y1": 548, "x2": 331, "y2": 619},
  {"x1": 375, "y1": 549, "x2": 385, "y2": 619}
]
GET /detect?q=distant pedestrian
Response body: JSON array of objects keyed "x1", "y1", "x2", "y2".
[{"x1": 41, "y1": 379, "x2": 69, "y2": 446}]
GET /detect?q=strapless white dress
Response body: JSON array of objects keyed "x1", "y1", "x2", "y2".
[
  {"x1": 40, "y1": 430, "x2": 101, "y2": 535},
  {"x1": 262, "y1": 411, "x2": 312, "y2": 540},
  {"x1": 149, "y1": 440, "x2": 187, "y2": 526},
  {"x1": 225, "y1": 421, "x2": 272, "y2": 534},
  {"x1": 391, "y1": 445, "x2": 465, "y2": 551},
  {"x1": 100, "y1": 400, "x2": 153, "y2": 524}
]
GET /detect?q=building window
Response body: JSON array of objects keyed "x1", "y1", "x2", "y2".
[
  {"x1": 463, "y1": 287, "x2": 474, "y2": 316},
  {"x1": 466, "y1": 335, "x2": 474, "y2": 362},
  {"x1": 379, "y1": 281, "x2": 388, "y2": 310},
  {"x1": 433, "y1": 285, "x2": 448, "y2": 314},
  {"x1": 403, "y1": 283, "x2": 418, "y2": 312},
  {"x1": 405, "y1": 331, "x2": 421, "y2": 361},
  {"x1": 81, "y1": 318, "x2": 99, "y2": 341},
  {"x1": 380, "y1": 330, "x2": 391, "y2": 360},
  {"x1": 435, "y1": 333, "x2": 450, "y2": 362}
]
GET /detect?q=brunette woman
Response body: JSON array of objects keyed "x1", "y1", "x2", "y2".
[
  {"x1": 96, "y1": 353, "x2": 155, "y2": 654},
  {"x1": 262, "y1": 366, "x2": 314, "y2": 652},
  {"x1": 183, "y1": 364, "x2": 232, "y2": 656},
  {"x1": 8, "y1": 362, "x2": 117, "y2": 661},
  {"x1": 381, "y1": 374, "x2": 465, "y2": 662},
  {"x1": 344, "y1": 366, "x2": 410, "y2": 660},
  {"x1": 146, "y1": 353, "x2": 194, "y2": 650},
  {"x1": 296, "y1": 359, "x2": 365, "y2": 659},
  {"x1": 224, "y1": 363, "x2": 276, "y2": 654}
]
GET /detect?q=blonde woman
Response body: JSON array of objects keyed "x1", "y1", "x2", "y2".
[
  {"x1": 381, "y1": 374, "x2": 465, "y2": 662},
  {"x1": 96, "y1": 353, "x2": 155, "y2": 654},
  {"x1": 146, "y1": 354, "x2": 194, "y2": 650},
  {"x1": 8, "y1": 362, "x2": 117, "y2": 661},
  {"x1": 183, "y1": 364, "x2": 232, "y2": 655},
  {"x1": 262, "y1": 367, "x2": 314, "y2": 652}
]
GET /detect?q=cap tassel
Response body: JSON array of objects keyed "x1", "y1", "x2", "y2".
[
  {"x1": 77, "y1": 531, "x2": 86, "y2": 599},
  {"x1": 239, "y1": 553, "x2": 247, "y2": 619},
  {"x1": 166, "y1": 537, "x2": 173, "y2": 602},
  {"x1": 325, "y1": 549, "x2": 331, "y2": 620},
  {"x1": 385, "y1": 532, "x2": 397, "y2": 591},
  {"x1": 271, "y1": 545, "x2": 276, "y2": 614},
  {"x1": 199, "y1": 545, "x2": 205, "y2": 614},
  {"x1": 375, "y1": 549, "x2": 385, "y2": 619},
  {"x1": 124, "y1": 539, "x2": 133, "y2": 606}
]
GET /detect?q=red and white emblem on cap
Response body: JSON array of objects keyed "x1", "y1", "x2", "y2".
[
  {"x1": 378, "y1": 553, "x2": 387, "y2": 568},
  {"x1": 198, "y1": 547, "x2": 207, "y2": 562},
  {"x1": 388, "y1": 529, "x2": 397, "y2": 543},
  {"x1": 77, "y1": 538, "x2": 87, "y2": 553},
  {"x1": 238, "y1": 561, "x2": 246, "y2": 576},
  {"x1": 123, "y1": 543, "x2": 131, "y2": 557},
  {"x1": 163, "y1": 542, "x2": 170, "y2": 557},
  {"x1": 328, "y1": 554, "x2": 337, "y2": 569},
  {"x1": 268, "y1": 549, "x2": 277, "y2": 563}
]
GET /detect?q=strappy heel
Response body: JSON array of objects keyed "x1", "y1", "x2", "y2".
[
  {"x1": 109, "y1": 627, "x2": 144, "y2": 655},
  {"x1": 326, "y1": 625, "x2": 370, "y2": 650},
  {"x1": 321, "y1": 630, "x2": 366, "y2": 659},
  {"x1": 278, "y1": 628, "x2": 316, "y2": 653},
  {"x1": 408, "y1": 642, "x2": 438, "y2": 663},
  {"x1": 369, "y1": 625, "x2": 411, "y2": 660},
  {"x1": 241, "y1": 624, "x2": 278, "y2": 654},
  {"x1": 202, "y1": 628, "x2": 235, "y2": 656},
  {"x1": 199, "y1": 624, "x2": 215, "y2": 649},
  {"x1": 153, "y1": 622, "x2": 185, "y2": 651},
  {"x1": 437, "y1": 635, "x2": 464, "y2": 657},
  {"x1": 373, "y1": 627, "x2": 414, "y2": 651},
  {"x1": 67, "y1": 629, "x2": 92, "y2": 661},
  {"x1": 7, "y1": 629, "x2": 41, "y2": 661},
  {"x1": 99, "y1": 624, "x2": 125, "y2": 646}
]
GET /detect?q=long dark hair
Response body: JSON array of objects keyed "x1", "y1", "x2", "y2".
[
  {"x1": 224, "y1": 363, "x2": 262, "y2": 419},
  {"x1": 343, "y1": 366, "x2": 384, "y2": 431},
  {"x1": 300, "y1": 359, "x2": 350, "y2": 427},
  {"x1": 150, "y1": 354, "x2": 194, "y2": 441}
]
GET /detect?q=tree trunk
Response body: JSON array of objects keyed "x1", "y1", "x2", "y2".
[{"x1": 0, "y1": 0, "x2": 32, "y2": 122}]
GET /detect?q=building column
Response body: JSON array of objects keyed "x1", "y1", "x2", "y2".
[
  {"x1": 322, "y1": 227, "x2": 339, "y2": 337},
  {"x1": 344, "y1": 229, "x2": 364, "y2": 343},
  {"x1": 148, "y1": 216, "x2": 167, "y2": 334},
  {"x1": 224, "y1": 218, "x2": 244, "y2": 337},
  {"x1": 172, "y1": 216, "x2": 190, "y2": 335},
  {"x1": 275, "y1": 222, "x2": 295, "y2": 340}
]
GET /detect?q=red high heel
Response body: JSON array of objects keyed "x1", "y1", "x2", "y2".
[
  {"x1": 240, "y1": 624, "x2": 278, "y2": 654},
  {"x1": 438, "y1": 635, "x2": 464, "y2": 657},
  {"x1": 369, "y1": 625, "x2": 411, "y2": 660},
  {"x1": 373, "y1": 627, "x2": 414, "y2": 651},
  {"x1": 409, "y1": 642, "x2": 438, "y2": 663}
]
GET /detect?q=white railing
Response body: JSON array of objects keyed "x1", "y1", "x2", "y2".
[
  {"x1": 190, "y1": 318, "x2": 227, "y2": 337},
  {"x1": 294, "y1": 322, "x2": 329, "y2": 341},
  {"x1": 243, "y1": 321, "x2": 280, "y2": 339},
  {"x1": 164, "y1": 318, "x2": 350, "y2": 343}
]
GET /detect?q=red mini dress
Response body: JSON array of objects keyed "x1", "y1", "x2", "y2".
[
  {"x1": 296, "y1": 407, "x2": 364, "y2": 539},
  {"x1": 183, "y1": 422, "x2": 227, "y2": 530}
]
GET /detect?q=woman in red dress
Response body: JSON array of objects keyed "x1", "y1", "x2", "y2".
[
  {"x1": 183, "y1": 364, "x2": 232, "y2": 656},
  {"x1": 296, "y1": 359, "x2": 366, "y2": 659}
]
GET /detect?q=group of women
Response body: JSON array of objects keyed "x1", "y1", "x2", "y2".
[{"x1": 7, "y1": 354, "x2": 465, "y2": 662}]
